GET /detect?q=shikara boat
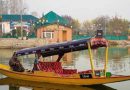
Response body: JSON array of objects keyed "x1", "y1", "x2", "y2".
[{"x1": 0, "y1": 30, "x2": 130, "y2": 85}]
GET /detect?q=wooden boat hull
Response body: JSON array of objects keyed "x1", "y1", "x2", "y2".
[
  {"x1": 0, "y1": 64, "x2": 130, "y2": 85},
  {"x1": 0, "y1": 78, "x2": 115, "y2": 90}
]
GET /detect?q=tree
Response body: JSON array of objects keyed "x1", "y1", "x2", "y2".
[
  {"x1": 108, "y1": 16, "x2": 129, "y2": 36},
  {"x1": 62, "y1": 15, "x2": 73, "y2": 25},
  {"x1": 62, "y1": 15, "x2": 81, "y2": 35},
  {"x1": 0, "y1": 0, "x2": 27, "y2": 14},
  {"x1": 82, "y1": 20, "x2": 93, "y2": 36},
  {"x1": 92, "y1": 16, "x2": 110, "y2": 35},
  {"x1": 11, "y1": 28, "x2": 27, "y2": 37},
  {"x1": 0, "y1": 0, "x2": 9, "y2": 14},
  {"x1": 11, "y1": 29, "x2": 17, "y2": 37}
]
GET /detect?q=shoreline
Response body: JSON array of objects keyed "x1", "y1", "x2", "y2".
[
  {"x1": 108, "y1": 40, "x2": 130, "y2": 45},
  {"x1": 0, "y1": 38, "x2": 46, "y2": 49},
  {"x1": 0, "y1": 38, "x2": 130, "y2": 49}
]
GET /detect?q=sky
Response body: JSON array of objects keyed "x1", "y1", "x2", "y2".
[{"x1": 26, "y1": 0, "x2": 130, "y2": 22}]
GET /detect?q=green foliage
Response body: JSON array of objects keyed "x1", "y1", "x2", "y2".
[
  {"x1": 11, "y1": 29, "x2": 17, "y2": 37},
  {"x1": 23, "y1": 30, "x2": 27, "y2": 37},
  {"x1": 17, "y1": 28, "x2": 27, "y2": 37},
  {"x1": 11, "y1": 28, "x2": 27, "y2": 37}
]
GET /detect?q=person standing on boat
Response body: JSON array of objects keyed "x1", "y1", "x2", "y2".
[
  {"x1": 9, "y1": 52, "x2": 25, "y2": 72},
  {"x1": 32, "y1": 51, "x2": 43, "y2": 71}
]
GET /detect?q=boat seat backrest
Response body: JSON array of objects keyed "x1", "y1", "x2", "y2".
[
  {"x1": 37, "y1": 62, "x2": 77, "y2": 75},
  {"x1": 37, "y1": 62, "x2": 54, "y2": 72},
  {"x1": 78, "y1": 70, "x2": 104, "y2": 74},
  {"x1": 78, "y1": 70, "x2": 92, "y2": 74},
  {"x1": 53, "y1": 62, "x2": 63, "y2": 74},
  {"x1": 37, "y1": 62, "x2": 63, "y2": 74},
  {"x1": 45, "y1": 62, "x2": 53, "y2": 72},
  {"x1": 63, "y1": 69, "x2": 77, "y2": 74},
  {"x1": 37, "y1": 62, "x2": 42, "y2": 71}
]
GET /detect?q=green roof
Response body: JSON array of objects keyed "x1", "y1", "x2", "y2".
[
  {"x1": 0, "y1": 14, "x2": 38, "y2": 22},
  {"x1": 43, "y1": 11, "x2": 69, "y2": 26}
]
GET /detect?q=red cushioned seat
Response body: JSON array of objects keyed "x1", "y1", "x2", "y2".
[
  {"x1": 37, "y1": 62, "x2": 77, "y2": 75},
  {"x1": 63, "y1": 69, "x2": 77, "y2": 74},
  {"x1": 53, "y1": 62, "x2": 63, "y2": 74},
  {"x1": 37, "y1": 62, "x2": 63, "y2": 74},
  {"x1": 37, "y1": 62, "x2": 54, "y2": 72},
  {"x1": 78, "y1": 70, "x2": 92, "y2": 74},
  {"x1": 37, "y1": 62, "x2": 43, "y2": 71},
  {"x1": 78, "y1": 70, "x2": 104, "y2": 74}
]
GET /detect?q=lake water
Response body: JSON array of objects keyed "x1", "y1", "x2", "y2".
[{"x1": 0, "y1": 46, "x2": 130, "y2": 90}]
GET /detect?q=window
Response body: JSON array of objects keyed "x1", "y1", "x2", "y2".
[{"x1": 43, "y1": 31, "x2": 54, "y2": 39}]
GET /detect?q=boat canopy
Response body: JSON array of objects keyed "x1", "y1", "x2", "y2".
[{"x1": 15, "y1": 37, "x2": 107, "y2": 57}]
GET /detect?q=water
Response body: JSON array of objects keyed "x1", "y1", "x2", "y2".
[{"x1": 0, "y1": 46, "x2": 130, "y2": 90}]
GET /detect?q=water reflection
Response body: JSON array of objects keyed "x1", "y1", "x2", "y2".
[{"x1": 0, "y1": 78, "x2": 116, "y2": 90}]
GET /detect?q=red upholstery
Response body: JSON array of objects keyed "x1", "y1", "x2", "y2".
[
  {"x1": 37, "y1": 62, "x2": 63, "y2": 74},
  {"x1": 53, "y1": 62, "x2": 63, "y2": 74},
  {"x1": 37, "y1": 62, "x2": 77, "y2": 75},
  {"x1": 78, "y1": 70, "x2": 92, "y2": 74},
  {"x1": 37, "y1": 62, "x2": 54, "y2": 72},
  {"x1": 78, "y1": 70, "x2": 104, "y2": 74},
  {"x1": 63, "y1": 69, "x2": 77, "y2": 74}
]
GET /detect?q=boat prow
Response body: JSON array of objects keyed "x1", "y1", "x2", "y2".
[{"x1": 0, "y1": 64, "x2": 10, "y2": 70}]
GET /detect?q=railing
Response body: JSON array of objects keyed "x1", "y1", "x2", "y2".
[
  {"x1": 0, "y1": 34, "x2": 128, "y2": 40},
  {"x1": 72, "y1": 35, "x2": 91, "y2": 40},
  {"x1": 0, "y1": 33, "x2": 36, "y2": 38},
  {"x1": 104, "y1": 35, "x2": 128, "y2": 40},
  {"x1": 72, "y1": 35, "x2": 128, "y2": 40}
]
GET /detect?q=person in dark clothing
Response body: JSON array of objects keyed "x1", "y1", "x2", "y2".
[
  {"x1": 32, "y1": 51, "x2": 42, "y2": 71},
  {"x1": 9, "y1": 52, "x2": 25, "y2": 72},
  {"x1": 32, "y1": 58, "x2": 39, "y2": 71}
]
